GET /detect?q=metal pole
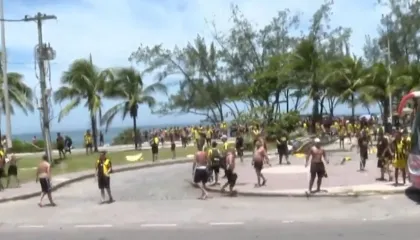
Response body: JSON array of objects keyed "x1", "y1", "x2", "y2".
[
  {"x1": 24, "y1": 13, "x2": 56, "y2": 163},
  {"x1": 386, "y1": 36, "x2": 392, "y2": 130},
  {"x1": 36, "y1": 15, "x2": 53, "y2": 163},
  {"x1": 0, "y1": 0, "x2": 13, "y2": 149}
]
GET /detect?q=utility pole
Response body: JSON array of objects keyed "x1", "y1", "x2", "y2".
[
  {"x1": 0, "y1": 0, "x2": 13, "y2": 149},
  {"x1": 24, "y1": 13, "x2": 57, "y2": 163}
]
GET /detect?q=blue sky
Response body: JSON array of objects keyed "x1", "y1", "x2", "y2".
[{"x1": 2, "y1": 0, "x2": 388, "y2": 134}]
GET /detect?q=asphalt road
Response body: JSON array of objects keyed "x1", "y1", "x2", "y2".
[
  {"x1": 1, "y1": 219, "x2": 420, "y2": 239},
  {"x1": 2, "y1": 160, "x2": 420, "y2": 238}
]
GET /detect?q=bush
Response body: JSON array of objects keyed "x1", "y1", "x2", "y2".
[
  {"x1": 9, "y1": 139, "x2": 45, "y2": 153},
  {"x1": 112, "y1": 128, "x2": 141, "y2": 145}
]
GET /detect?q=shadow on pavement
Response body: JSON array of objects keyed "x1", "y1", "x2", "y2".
[{"x1": 405, "y1": 186, "x2": 420, "y2": 204}]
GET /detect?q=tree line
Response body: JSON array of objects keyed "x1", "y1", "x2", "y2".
[{"x1": 1, "y1": 0, "x2": 419, "y2": 151}]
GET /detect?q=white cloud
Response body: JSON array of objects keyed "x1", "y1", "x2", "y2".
[{"x1": 3, "y1": 0, "x2": 385, "y2": 133}]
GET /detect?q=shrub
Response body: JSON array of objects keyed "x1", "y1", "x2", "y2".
[
  {"x1": 9, "y1": 139, "x2": 45, "y2": 153},
  {"x1": 112, "y1": 128, "x2": 141, "y2": 145}
]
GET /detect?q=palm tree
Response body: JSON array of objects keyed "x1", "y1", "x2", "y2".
[
  {"x1": 53, "y1": 56, "x2": 111, "y2": 152},
  {"x1": 327, "y1": 55, "x2": 367, "y2": 119},
  {"x1": 101, "y1": 67, "x2": 167, "y2": 149},
  {"x1": 0, "y1": 69, "x2": 34, "y2": 137}
]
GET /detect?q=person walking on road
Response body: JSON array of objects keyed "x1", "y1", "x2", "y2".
[
  {"x1": 192, "y1": 149, "x2": 209, "y2": 200},
  {"x1": 221, "y1": 148, "x2": 238, "y2": 195},
  {"x1": 376, "y1": 129, "x2": 392, "y2": 181},
  {"x1": 95, "y1": 151, "x2": 114, "y2": 204},
  {"x1": 36, "y1": 155, "x2": 56, "y2": 207},
  {"x1": 305, "y1": 138, "x2": 329, "y2": 194},
  {"x1": 253, "y1": 140, "x2": 271, "y2": 187},
  {"x1": 357, "y1": 130, "x2": 369, "y2": 171}
]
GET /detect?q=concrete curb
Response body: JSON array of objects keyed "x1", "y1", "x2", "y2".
[{"x1": 188, "y1": 182, "x2": 407, "y2": 198}]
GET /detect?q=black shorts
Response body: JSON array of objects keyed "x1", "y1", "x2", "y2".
[
  {"x1": 57, "y1": 144, "x2": 64, "y2": 151},
  {"x1": 277, "y1": 147, "x2": 288, "y2": 155},
  {"x1": 211, "y1": 165, "x2": 220, "y2": 174},
  {"x1": 7, "y1": 165, "x2": 17, "y2": 176},
  {"x1": 360, "y1": 151, "x2": 368, "y2": 160},
  {"x1": 85, "y1": 143, "x2": 93, "y2": 149},
  {"x1": 98, "y1": 176, "x2": 110, "y2": 189},
  {"x1": 310, "y1": 162, "x2": 326, "y2": 178},
  {"x1": 194, "y1": 168, "x2": 208, "y2": 184},
  {"x1": 170, "y1": 143, "x2": 175, "y2": 151},
  {"x1": 254, "y1": 161, "x2": 263, "y2": 172},
  {"x1": 39, "y1": 178, "x2": 51, "y2": 193},
  {"x1": 236, "y1": 148, "x2": 243, "y2": 157},
  {"x1": 225, "y1": 169, "x2": 237, "y2": 187},
  {"x1": 151, "y1": 145, "x2": 159, "y2": 154}
]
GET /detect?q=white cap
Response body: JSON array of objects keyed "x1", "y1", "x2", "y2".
[
  {"x1": 314, "y1": 138, "x2": 321, "y2": 143},
  {"x1": 221, "y1": 135, "x2": 227, "y2": 139}
]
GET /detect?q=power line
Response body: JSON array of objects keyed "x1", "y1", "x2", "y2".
[{"x1": 0, "y1": 18, "x2": 26, "y2": 22}]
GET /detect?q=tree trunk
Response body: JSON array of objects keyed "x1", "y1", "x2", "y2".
[
  {"x1": 351, "y1": 94, "x2": 355, "y2": 120},
  {"x1": 91, "y1": 114, "x2": 99, "y2": 152},
  {"x1": 133, "y1": 116, "x2": 138, "y2": 150}
]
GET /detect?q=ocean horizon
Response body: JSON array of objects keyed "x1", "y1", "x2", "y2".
[{"x1": 9, "y1": 122, "x2": 197, "y2": 148}]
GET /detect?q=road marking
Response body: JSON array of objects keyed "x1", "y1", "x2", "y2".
[
  {"x1": 74, "y1": 224, "x2": 113, "y2": 228},
  {"x1": 209, "y1": 222, "x2": 244, "y2": 226},
  {"x1": 140, "y1": 223, "x2": 177, "y2": 228},
  {"x1": 282, "y1": 220, "x2": 294, "y2": 224},
  {"x1": 18, "y1": 225, "x2": 45, "y2": 228}
]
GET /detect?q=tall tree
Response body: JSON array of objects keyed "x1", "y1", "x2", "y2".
[
  {"x1": 53, "y1": 57, "x2": 110, "y2": 152},
  {"x1": 101, "y1": 67, "x2": 167, "y2": 149},
  {"x1": 130, "y1": 36, "x2": 231, "y2": 123}
]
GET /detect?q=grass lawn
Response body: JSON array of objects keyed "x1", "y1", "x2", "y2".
[{"x1": 12, "y1": 145, "x2": 201, "y2": 184}]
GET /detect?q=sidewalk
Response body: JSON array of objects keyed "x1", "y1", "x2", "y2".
[{"x1": 206, "y1": 146, "x2": 408, "y2": 197}]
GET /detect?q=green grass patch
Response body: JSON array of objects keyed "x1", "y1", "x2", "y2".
[{"x1": 11, "y1": 146, "x2": 201, "y2": 185}]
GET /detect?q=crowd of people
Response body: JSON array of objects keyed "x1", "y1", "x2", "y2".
[{"x1": 191, "y1": 116, "x2": 413, "y2": 199}]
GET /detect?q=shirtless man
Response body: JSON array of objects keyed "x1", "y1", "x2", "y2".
[
  {"x1": 305, "y1": 138, "x2": 329, "y2": 193},
  {"x1": 192, "y1": 149, "x2": 209, "y2": 200},
  {"x1": 253, "y1": 140, "x2": 271, "y2": 187},
  {"x1": 221, "y1": 148, "x2": 238, "y2": 195},
  {"x1": 36, "y1": 155, "x2": 56, "y2": 207}
]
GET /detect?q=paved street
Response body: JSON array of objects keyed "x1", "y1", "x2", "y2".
[
  {"x1": 1, "y1": 141, "x2": 420, "y2": 239},
  {"x1": 2, "y1": 219, "x2": 420, "y2": 239},
  {"x1": 1, "y1": 161, "x2": 420, "y2": 227}
]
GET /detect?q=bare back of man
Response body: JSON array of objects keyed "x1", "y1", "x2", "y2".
[
  {"x1": 221, "y1": 149, "x2": 238, "y2": 195},
  {"x1": 253, "y1": 142, "x2": 270, "y2": 187},
  {"x1": 36, "y1": 156, "x2": 56, "y2": 207},
  {"x1": 305, "y1": 141, "x2": 328, "y2": 194},
  {"x1": 193, "y1": 150, "x2": 209, "y2": 200}
]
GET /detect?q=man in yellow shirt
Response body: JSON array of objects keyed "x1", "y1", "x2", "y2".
[
  {"x1": 84, "y1": 130, "x2": 93, "y2": 155},
  {"x1": 95, "y1": 151, "x2": 114, "y2": 204}
]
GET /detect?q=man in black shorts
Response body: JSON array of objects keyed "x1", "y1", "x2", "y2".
[
  {"x1": 305, "y1": 138, "x2": 329, "y2": 193},
  {"x1": 193, "y1": 149, "x2": 209, "y2": 200},
  {"x1": 208, "y1": 141, "x2": 222, "y2": 185},
  {"x1": 95, "y1": 151, "x2": 114, "y2": 204},
  {"x1": 221, "y1": 148, "x2": 238, "y2": 195},
  {"x1": 36, "y1": 155, "x2": 56, "y2": 207}
]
